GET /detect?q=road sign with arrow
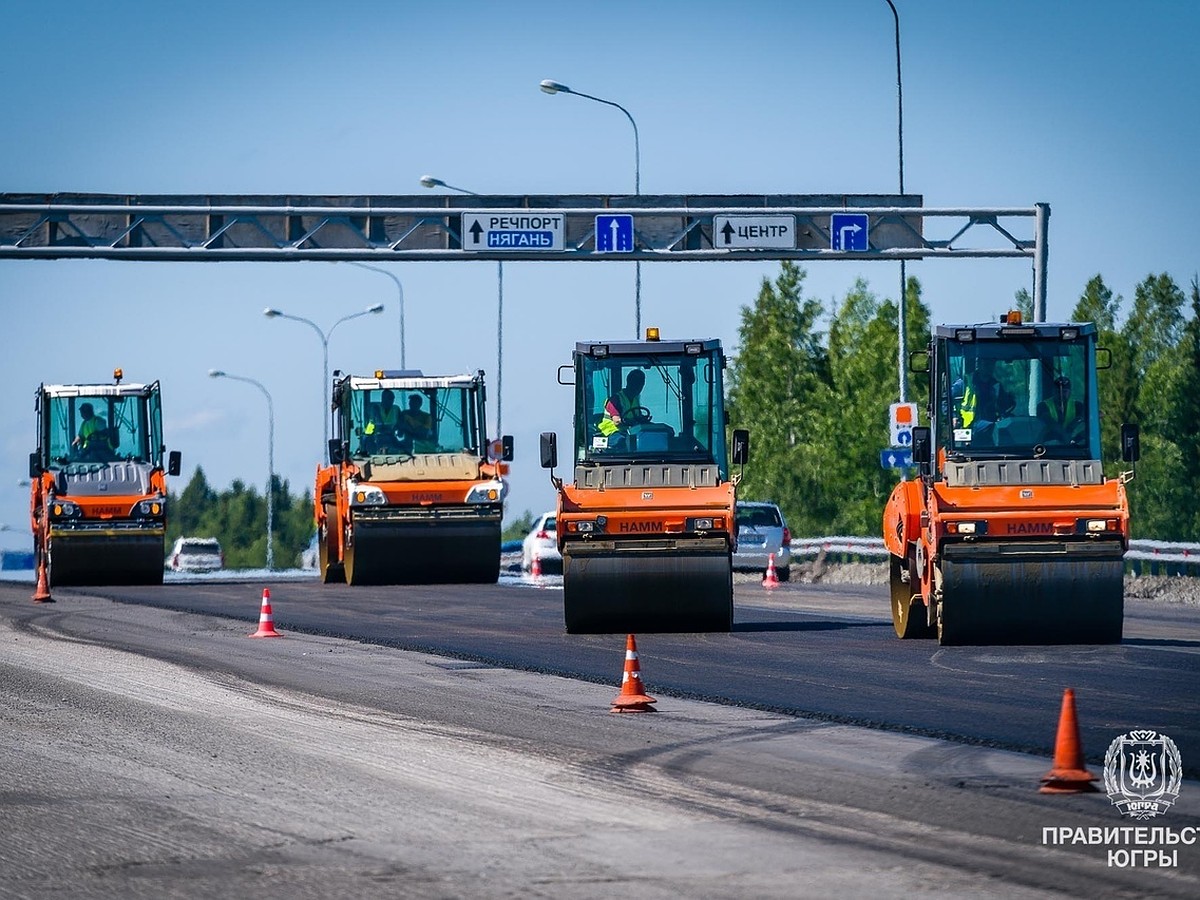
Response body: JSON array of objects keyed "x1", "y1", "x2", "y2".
[
  {"x1": 712, "y1": 215, "x2": 795, "y2": 249},
  {"x1": 595, "y1": 214, "x2": 635, "y2": 253},
  {"x1": 830, "y1": 212, "x2": 869, "y2": 251},
  {"x1": 461, "y1": 212, "x2": 564, "y2": 251}
]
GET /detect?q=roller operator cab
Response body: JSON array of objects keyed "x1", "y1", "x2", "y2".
[
  {"x1": 540, "y1": 329, "x2": 750, "y2": 634},
  {"x1": 29, "y1": 369, "x2": 182, "y2": 587},
  {"x1": 315, "y1": 369, "x2": 513, "y2": 585},
  {"x1": 883, "y1": 313, "x2": 1140, "y2": 645}
]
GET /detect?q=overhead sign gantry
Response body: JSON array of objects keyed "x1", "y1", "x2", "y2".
[{"x1": 0, "y1": 192, "x2": 1050, "y2": 313}]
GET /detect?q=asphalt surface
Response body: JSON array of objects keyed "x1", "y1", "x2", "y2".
[
  {"x1": 2, "y1": 575, "x2": 1199, "y2": 898},
  {"x1": 20, "y1": 572, "x2": 1200, "y2": 776}
]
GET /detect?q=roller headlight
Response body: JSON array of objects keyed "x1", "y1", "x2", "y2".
[
  {"x1": 465, "y1": 480, "x2": 507, "y2": 504},
  {"x1": 946, "y1": 520, "x2": 986, "y2": 535},
  {"x1": 51, "y1": 501, "x2": 80, "y2": 518},
  {"x1": 347, "y1": 482, "x2": 388, "y2": 506},
  {"x1": 134, "y1": 498, "x2": 165, "y2": 517}
]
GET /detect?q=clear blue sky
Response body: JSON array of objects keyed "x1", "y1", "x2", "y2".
[{"x1": 2, "y1": 1, "x2": 1197, "y2": 551}]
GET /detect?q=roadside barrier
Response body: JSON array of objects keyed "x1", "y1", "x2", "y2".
[{"x1": 787, "y1": 536, "x2": 1200, "y2": 576}]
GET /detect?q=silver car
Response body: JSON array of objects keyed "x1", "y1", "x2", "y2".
[
  {"x1": 167, "y1": 537, "x2": 224, "y2": 573},
  {"x1": 733, "y1": 501, "x2": 791, "y2": 581}
]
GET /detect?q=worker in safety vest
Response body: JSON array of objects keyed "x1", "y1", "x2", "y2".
[
  {"x1": 364, "y1": 389, "x2": 402, "y2": 450},
  {"x1": 955, "y1": 358, "x2": 1014, "y2": 429},
  {"x1": 72, "y1": 402, "x2": 114, "y2": 460},
  {"x1": 1038, "y1": 375, "x2": 1085, "y2": 443},
  {"x1": 598, "y1": 369, "x2": 646, "y2": 438},
  {"x1": 400, "y1": 394, "x2": 435, "y2": 452}
]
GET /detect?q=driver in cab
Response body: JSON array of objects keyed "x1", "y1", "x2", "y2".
[
  {"x1": 954, "y1": 357, "x2": 1014, "y2": 431},
  {"x1": 598, "y1": 369, "x2": 646, "y2": 442}
]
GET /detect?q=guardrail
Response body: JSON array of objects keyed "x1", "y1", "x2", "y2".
[{"x1": 788, "y1": 536, "x2": 1200, "y2": 576}]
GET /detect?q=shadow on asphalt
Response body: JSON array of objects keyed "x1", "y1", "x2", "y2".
[
  {"x1": 733, "y1": 619, "x2": 885, "y2": 633},
  {"x1": 1120, "y1": 636, "x2": 1200, "y2": 649}
]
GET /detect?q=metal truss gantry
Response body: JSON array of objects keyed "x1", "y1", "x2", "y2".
[{"x1": 0, "y1": 193, "x2": 1049, "y2": 315}]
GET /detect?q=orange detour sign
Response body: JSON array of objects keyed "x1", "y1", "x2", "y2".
[
  {"x1": 1039, "y1": 688, "x2": 1098, "y2": 793},
  {"x1": 610, "y1": 634, "x2": 657, "y2": 713},
  {"x1": 250, "y1": 588, "x2": 283, "y2": 638}
]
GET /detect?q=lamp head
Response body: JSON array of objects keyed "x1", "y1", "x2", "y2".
[
  {"x1": 263, "y1": 308, "x2": 281, "y2": 318},
  {"x1": 540, "y1": 79, "x2": 570, "y2": 95},
  {"x1": 367, "y1": 303, "x2": 385, "y2": 314},
  {"x1": 419, "y1": 175, "x2": 445, "y2": 189},
  {"x1": 208, "y1": 369, "x2": 225, "y2": 378}
]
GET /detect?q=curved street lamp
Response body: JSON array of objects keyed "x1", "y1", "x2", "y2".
[
  {"x1": 540, "y1": 78, "x2": 643, "y2": 337},
  {"x1": 420, "y1": 174, "x2": 505, "y2": 437},
  {"x1": 345, "y1": 263, "x2": 406, "y2": 370},
  {"x1": 884, "y1": 0, "x2": 908, "y2": 402},
  {"x1": 263, "y1": 304, "x2": 384, "y2": 459},
  {"x1": 208, "y1": 369, "x2": 275, "y2": 570}
]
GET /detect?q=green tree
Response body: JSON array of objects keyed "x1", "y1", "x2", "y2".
[
  {"x1": 1115, "y1": 273, "x2": 1191, "y2": 539},
  {"x1": 727, "y1": 262, "x2": 834, "y2": 534},
  {"x1": 1070, "y1": 276, "x2": 1136, "y2": 465},
  {"x1": 823, "y1": 275, "x2": 931, "y2": 534},
  {"x1": 503, "y1": 509, "x2": 538, "y2": 542},
  {"x1": 1013, "y1": 287, "x2": 1034, "y2": 321},
  {"x1": 1125, "y1": 273, "x2": 1186, "y2": 379}
]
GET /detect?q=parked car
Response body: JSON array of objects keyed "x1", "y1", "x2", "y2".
[
  {"x1": 299, "y1": 533, "x2": 319, "y2": 570},
  {"x1": 733, "y1": 501, "x2": 791, "y2": 580},
  {"x1": 521, "y1": 511, "x2": 561, "y2": 573},
  {"x1": 167, "y1": 537, "x2": 225, "y2": 573}
]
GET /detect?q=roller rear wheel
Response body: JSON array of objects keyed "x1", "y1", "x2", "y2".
[
  {"x1": 319, "y1": 520, "x2": 344, "y2": 584},
  {"x1": 890, "y1": 554, "x2": 933, "y2": 639}
]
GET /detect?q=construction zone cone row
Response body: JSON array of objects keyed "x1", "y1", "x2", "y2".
[
  {"x1": 1039, "y1": 687, "x2": 1098, "y2": 793},
  {"x1": 250, "y1": 588, "x2": 283, "y2": 638},
  {"x1": 611, "y1": 634, "x2": 657, "y2": 713},
  {"x1": 762, "y1": 552, "x2": 780, "y2": 588}
]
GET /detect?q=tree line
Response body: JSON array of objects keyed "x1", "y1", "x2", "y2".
[
  {"x1": 175, "y1": 263, "x2": 1200, "y2": 566},
  {"x1": 166, "y1": 469, "x2": 314, "y2": 569}
]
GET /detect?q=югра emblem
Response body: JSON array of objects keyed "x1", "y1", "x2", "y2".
[{"x1": 1103, "y1": 730, "x2": 1183, "y2": 819}]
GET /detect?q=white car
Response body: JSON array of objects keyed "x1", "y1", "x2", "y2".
[
  {"x1": 733, "y1": 501, "x2": 792, "y2": 581},
  {"x1": 167, "y1": 537, "x2": 224, "y2": 573},
  {"x1": 521, "y1": 512, "x2": 561, "y2": 573},
  {"x1": 301, "y1": 534, "x2": 319, "y2": 570}
]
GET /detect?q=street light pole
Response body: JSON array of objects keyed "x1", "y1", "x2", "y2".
[
  {"x1": 885, "y1": 0, "x2": 908, "y2": 403},
  {"x1": 420, "y1": 175, "x2": 505, "y2": 437},
  {"x1": 263, "y1": 304, "x2": 384, "y2": 460},
  {"x1": 540, "y1": 79, "x2": 643, "y2": 338},
  {"x1": 346, "y1": 263, "x2": 406, "y2": 369},
  {"x1": 208, "y1": 369, "x2": 275, "y2": 570}
]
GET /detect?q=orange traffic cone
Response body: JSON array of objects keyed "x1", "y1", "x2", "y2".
[
  {"x1": 250, "y1": 588, "x2": 282, "y2": 638},
  {"x1": 610, "y1": 634, "x2": 657, "y2": 713},
  {"x1": 1039, "y1": 688, "x2": 1098, "y2": 793},
  {"x1": 530, "y1": 553, "x2": 543, "y2": 578},
  {"x1": 32, "y1": 557, "x2": 53, "y2": 604},
  {"x1": 762, "y1": 552, "x2": 780, "y2": 588}
]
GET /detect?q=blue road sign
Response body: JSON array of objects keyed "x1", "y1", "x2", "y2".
[
  {"x1": 595, "y1": 214, "x2": 635, "y2": 253},
  {"x1": 831, "y1": 213, "x2": 870, "y2": 251},
  {"x1": 880, "y1": 448, "x2": 914, "y2": 469}
]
